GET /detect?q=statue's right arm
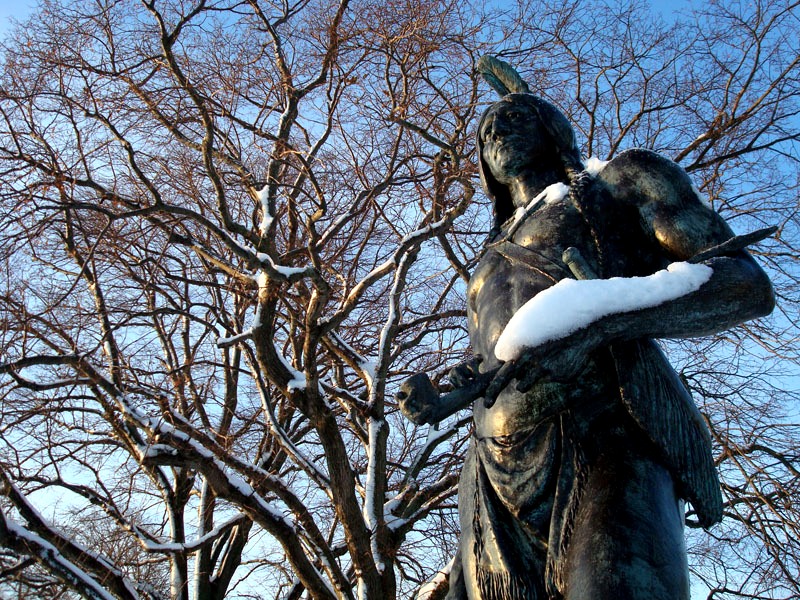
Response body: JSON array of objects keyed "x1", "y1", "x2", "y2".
[
  {"x1": 494, "y1": 152, "x2": 775, "y2": 392},
  {"x1": 596, "y1": 149, "x2": 775, "y2": 340}
]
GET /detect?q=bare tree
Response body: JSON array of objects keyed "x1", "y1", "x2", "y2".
[
  {"x1": 0, "y1": 0, "x2": 797, "y2": 599},
  {"x1": 0, "y1": 0, "x2": 486, "y2": 597}
]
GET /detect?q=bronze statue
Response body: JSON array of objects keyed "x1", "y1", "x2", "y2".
[{"x1": 398, "y1": 57, "x2": 775, "y2": 599}]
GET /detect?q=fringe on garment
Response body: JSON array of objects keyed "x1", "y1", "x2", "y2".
[{"x1": 477, "y1": 568, "x2": 540, "y2": 600}]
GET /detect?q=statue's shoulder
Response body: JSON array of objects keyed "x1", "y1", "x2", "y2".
[
  {"x1": 594, "y1": 148, "x2": 697, "y2": 211},
  {"x1": 598, "y1": 148, "x2": 689, "y2": 180},
  {"x1": 593, "y1": 149, "x2": 734, "y2": 257}
]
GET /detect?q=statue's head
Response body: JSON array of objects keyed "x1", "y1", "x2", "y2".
[
  {"x1": 476, "y1": 57, "x2": 583, "y2": 229},
  {"x1": 477, "y1": 94, "x2": 582, "y2": 226}
]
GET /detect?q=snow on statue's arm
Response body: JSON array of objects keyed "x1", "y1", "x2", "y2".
[
  {"x1": 474, "y1": 153, "x2": 775, "y2": 408},
  {"x1": 494, "y1": 262, "x2": 713, "y2": 362}
]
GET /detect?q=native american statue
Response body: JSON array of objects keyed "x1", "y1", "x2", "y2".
[{"x1": 398, "y1": 57, "x2": 775, "y2": 599}]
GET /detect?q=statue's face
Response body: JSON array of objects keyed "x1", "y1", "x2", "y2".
[{"x1": 479, "y1": 97, "x2": 550, "y2": 184}]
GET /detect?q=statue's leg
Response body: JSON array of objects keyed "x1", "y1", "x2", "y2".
[{"x1": 561, "y1": 451, "x2": 690, "y2": 600}]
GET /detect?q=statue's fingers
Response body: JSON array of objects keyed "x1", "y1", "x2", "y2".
[
  {"x1": 516, "y1": 344, "x2": 546, "y2": 370},
  {"x1": 452, "y1": 367, "x2": 475, "y2": 388},
  {"x1": 484, "y1": 360, "x2": 515, "y2": 407},
  {"x1": 515, "y1": 368, "x2": 539, "y2": 393},
  {"x1": 518, "y1": 350, "x2": 562, "y2": 391},
  {"x1": 449, "y1": 355, "x2": 483, "y2": 388},
  {"x1": 448, "y1": 367, "x2": 467, "y2": 388}
]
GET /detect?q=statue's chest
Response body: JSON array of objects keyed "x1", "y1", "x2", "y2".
[
  {"x1": 509, "y1": 200, "x2": 595, "y2": 260},
  {"x1": 467, "y1": 202, "x2": 599, "y2": 363}
]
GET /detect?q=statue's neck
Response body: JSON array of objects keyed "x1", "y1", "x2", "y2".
[{"x1": 508, "y1": 165, "x2": 568, "y2": 208}]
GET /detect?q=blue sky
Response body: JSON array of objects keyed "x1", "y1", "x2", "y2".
[
  {"x1": 0, "y1": 0, "x2": 694, "y2": 32},
  {"x1": 0, "y1": 0, "x2": 34, "y2": 35}
]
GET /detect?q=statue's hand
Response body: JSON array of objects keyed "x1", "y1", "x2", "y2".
[
  {"x1": 514, "y1": 332, "x2": 596, "y2": 392},
  {"x1": 396, "y1": 373, "x2": 440, "y2": 425},
  {"x1": 448, "y1": 355, "x2": 484, "y2": 389},
  {"x1": 484, "y1": 327, "x2": 602, "y2": 407}
]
